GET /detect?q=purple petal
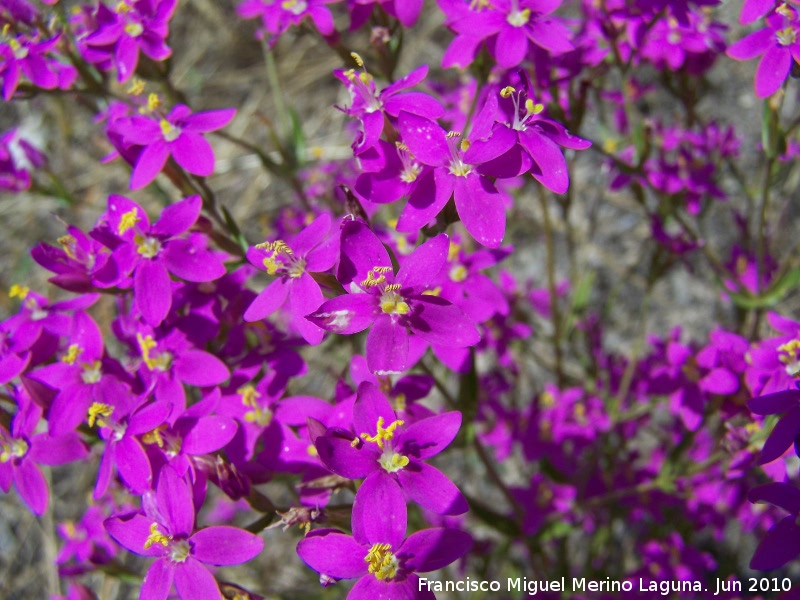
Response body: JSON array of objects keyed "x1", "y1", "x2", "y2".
[
  {"x1": 397, "y1": 168, "x2": 453, "y2": 232},
  {"x1": 353, "y1": 382, "x2": 398, "y2": 437},
  {"x1": 289, "y1": 274, "x2": 325, "y2": 345},
  {"x1": 520, "y1": 129, "x2": 569, "y2": 194},
  {"x1": 349, "y1": 576, "x2": 425, "y2": 600},
  {"x1": 190, "y1": 526, "x2": 263, "y2": 565},
  {"x1": 726, "y1": 28, "x2": 773, "y2": 60},
  {"x1": 244, "y1": 278, "x2": 289, "y2": 322},
  {"x1": 104, "y1": 512, "x2": 166, "y2": 557},
  {"x1": 291, "y1": 212, "x2": 332, "y2": 256},
  {"x1": 306, "y1": 293, "x2": 380, "y2": 335},
  {"x1": 748, "y1": 390, "x2": 800, "y2": 415},
  {"x1": 172, "y1": 132, "x2": 216, "y2": 177},
  {"x1": 135, "y1": 259, "x2": 172, "y2": 326},
  {"x1": 366, "y1": 313, "x2": 410, "y2": 374},
  {"x1": 296, "y1": 531, "x2": 368, "y2": 579},
  {"x1": 400, "y1": 527, "x2": 472, "y2": 571},
  {"x1": 383, "y1": 92, "x2": 444, "y2": 119},
  {"x1": 395, "y1": 412, "x2": 461, "y2": 460},
  {"x1": 759, "y1": 407, "x2": 800, "y2": 465},
  {"x1": 14, "y1": 459, "x2": 48, "y2": 515},
  {"x1": 396, "y1": 234, "x2": 448, "y2": 291},
  {"x1": 453, "y1": 174, "x2": 505, "y2": 248},
  {"x1": 398, "y1": 112, "x2": 449, "y2": 167},
  {"x1": 408, "y1": 296, "x2": 480, "y2": 347},
  {"x1": 749, "y1": 482, "x2": 800, "y2": 515},
  {"x1": 183, "y1": 108, "x2": 236, "y2": 132},
  {"x1": 174, "y1": 350, "x2": 230, "y2": 386},
  {"x1": 352, "y1": 471, "x2": 407, "y2": 547},
  {"x1": 29, "y1": 432, "x2": 87, "y2": 465},
  {"x1": 397, "y1": 462, "x2": 468, "y2": 515},
  {"x1": 173, "y1": 557, "x2": 223, "y2": 600},
  {"x1": 141, "y1": 559, "x2": 175, "y2": 600},
  {"x1": 131, "y1": 140, "x2": 170, "y2": 190},
  {"x1": 182, "y1": 416, "x2": 237, "y2": 455},
  {"x1": 337, "y1": 220, "x2": 392, "y2": 288},
  {"x1": 163, "y1": 238, "x2": 226, "y2": 282},
  {"x1": 151, "y1": 195, "x2": 202, "y2": 238},
  {"x1": 755, "y1": 46, "x2": 791, "y2": 98},
  {"x1": 494, "y1": 26, "x2": 528, "y2": 68},
  {"x1": 115, "y1": 436, "x2": 153, "y2": 494},
  {"x1": 157, "y1": 467, "x2": 195, "y2": 536},
  {"x1": 316, "y1": 433, "x2": 380, "y2": 479},
  {"x1": 699, "y1": 368, "x2": 739, "y2": 395},
  {"x1": 528, "y1": 18, "x2": 574, "y2": 54},
  {"x1": 750, "y1": 516, "x2": 800, "y2": 570}
]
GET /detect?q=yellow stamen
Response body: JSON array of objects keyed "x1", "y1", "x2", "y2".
[
  {"x1": 61, "y1": 344, "x2": 83, "y2": 365},
  {"x1": 118, "y1": 209, "x2": 141, "y2": 235},
  {"x1": 128, "y1": 78, "x2": 146, "y2": 96},
  {"x1": 449, "y1": 265, "x2": 468, "y2": 282},
  {"x1": 159, "y1": 119, "x2": 181, "y2": 142},
  {"x1": 58, "y1": 235, "x2": 77, "y2": 259},
  {"x1": 0, "y1": 438, "x2": 28, "y2": 463},
  {"x1": 360, "y1": 417, "x2": 404, "y2": 450},
  {"x1": 88, "y1": 402, "x2": 113, "y2": 428},
  {"x1": 143, "y1": 523, "x2": 171, "y2": 549},
  {"x1": 351, "y1": 52, "x2": 364, "y2": 67},
  {"x1": 500, "y1": 86, "x2": 516, "y2": 98},
  {"x1": 525, "y1": 99, "x2": 544, "y2": 115},
  {"x1": 365, "y1": 543, "x2": 398, "y2": 580},
  {"x1": 142, "y1": 425, "x2": 168, "y2": 448},
  {"x1": 137, "y1": 333, "x2": 172, "y2": 371},
  {"x1": 9, "y1": 284, "x2": 29, "y2": 300},
  {"x1": 379, "y1": 449, "x2": 409, "y2": 473}
]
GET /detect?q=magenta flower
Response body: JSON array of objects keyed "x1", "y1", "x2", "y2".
[
  {"x1": 307, "y1": 220, "x2": 480, "y2": 374},
  {"x1": 113, "y1": 104, "x2": 235, "y2": 190},
  {"x1": 0, "y1": 29, "x2": 76, "y2": 100},
  {"x1": 397, "y1": 112, "x2": 508, "y2": 247},
  {"x1": 748, "y1": 482, "x2": 800, "y2": 570},
  {"x1": 747, "y1": 388, "x2": 800, "y2": 465},
  {"x1": 103, "y1": 194, "x2": 227, "y2": 325},
  {"x1": 347, "y1": 0, "x2": 423, "y2": 29},
  {"x1": 0, "y1": 387, "x2": 88, "y2": 515},
  {"x1": 727, "y1": 3, "x2": 800, "y2": 98},
  {"x1": 244, "y1": 212, "x2": 338, "y2": 345},
  {"x1": 297, "y1": 483, "x2": 471, "y2": 599},
  {"x1": 105, "y1": 467, "x2": 263, "y2": 599},
  {"x1": 82, "y1": 0, "x2": 177, "y2": 82},
  {"x1": 315, "y1": 382, "x2": 468, "y2": 515},
  {"x1": 237, "y1": 0, "x2": 337, "y2": 44}
]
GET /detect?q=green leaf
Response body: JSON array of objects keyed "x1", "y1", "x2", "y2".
[{"x1": 729, "y1": 267, "x2": 800, "y2": 309}]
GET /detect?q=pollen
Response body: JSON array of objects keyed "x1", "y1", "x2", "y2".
[
  {"x1": 115, "y1": 1, "x2": 132, "y2": 13},
  {"x1": 350, "y1": 52, "x2": 365, "y2": 67},
  {"x1": 239, "y1": 384, "x2": 273, "y2": 426},
  {"x1": 134, "y1": 234, "x2": 162, "y2": 259},
  {"x1": 118, "y1": 209, "x2": 141, "y2": 235},
  {"x1": 88, "y1": 402, "x2": 114, "y2": 428},
  {"x1": 142, "y1": 425, "x2": 168, "y2": 448},
  {"x1": 362, "y1": 266, "x2": 392, "y2": 289},
  {"x1": 9, "y1": 284, "x2": 29, "y2": 300},
  {"x1": 128, "y1": 78, "x2": 146, "y2": 96},
  {"x1": 144, "y1": 522, "x2": 171, "y2": 549},
  {"x1": 525, "y1": 99, "x2": 544, "y2": 115},
  {"x1": 380, "y1": 291, "x2": 410, "y2": 315},
  {"x1": 365, "y1": 543, "x2": 399, "y2": 581},
  {"x1": 449, "y1": 265, "x2": 468, "y2": 282},
  {"x1": 776, "y1": 26, "x2": 797, "y2": 46},
  {"x1": 500, "y1": 86, "x2": 516, "y2": 98},
  {"x1": 58, "y1": 235, "x2": 77, "y2": 259},
  {"x1": 137, "y1": 333, "x2": 172, "y2": 371},
  {"x1": 61, "y1": 344, "x2": 83, "y2": 365},
  {"x1": 125, "y1": 22, "x2": 144, "y2": 37},
  {"x1": 778, "y1": 339, "x2": 800, "y2": 377},
  {"x1": 507, "y1": 8, "x2": 531, "y2": 27},
  {"x1": 360, "y1": 416, "x2": 404, "y2": 449},
  {"x1": 147, "y1": 93, "x2": 162, "y2": 112}
]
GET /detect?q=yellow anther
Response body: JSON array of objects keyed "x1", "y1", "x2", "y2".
[
  {"x1": 365, "y1": 543, "x2": 399, "y2": 580},
  {"x1": 360, "y1": 417, "x2": 404, "y2": 449},
  {"x1": 574, "y1": 402, "x2": 587, "y2": 423},
  {"x1": 384, "y1": 283, "x2": 401, "y2": 292},
  {"x1": 144, "y1": 523, "x2": 171, "y2": 549},
  {"x1": 134, "y1": 234, "x2": 161, "y2": 259},
  {"x1": 115, "y1": 1, "x2": 132, "y2": 13},
  {"x1": 127, "y1": 78, "x2": 146, "y2": 96},
  {"x1": 460, "y1": 139, "x2": 471, "y2": 152},
  {"x1": 307, "y1": 445, "x2": 318, "y2": 457},
  {"x1": 778, "y1": 340, "x2": 800, "y2": 376},
  {"x1": 137, "y1": 333, "x2": 171, "y2": 371},
  {"x1": 62, "y1": 344, "x2": 83, "y2": 365},
  {"x1": 602, "y1": 139, "x2": 619, "y2": 153},
  {"x1": 118, "y1": 209, "x2": 141, "y2": 235},
  {"x1": 446, "y1": 131, "x2": 461, "y2": 139},
  {"x1": 449, "y1": 265, "x2": 468, "y2": 282},
  {"x1": 362, "y1": 270, "x2": 387, "y2": 289},
  {"x1": 58, "y1": 235, "x2": 77, "y2": 259},
  {"x1": 380, "y1": 293, "x2": 410, "y2": 315},
  {"x1": 395, "y1": 142, "x2": 410, "y2": 153},
  {"x1": 540, "y1": 391, "x2": 555, "y2": 407},
  {"x1": 239, "y1": 384, "x2": 272, "y2": 426},
  {"x1": 146, "y1": 93, "x2": 162, "y2": 112},
  {"x1": 525, "y1": 99, "x2": 544, "y2": 115},
  {"x1": 507, "y1": 8, "x2": 531, "y2": 26},
  {"x1": 255, "y1": 240, "x2": 293, "y2": 254},
  {"x1": 422, "y1": 286, "x2": 441, "y2": 296},
  {"x1": 142, "y1": 425, "x2": 168, "y2": 448},
  {"x1": 351, "y1": 52, "x2": 365, "y2": 67},
  {"x1": 500, "y1": 86, "x2": 516, "y2": 98},
  {"x1": 81, "y1": 361, "x2": 102, "y2": 384},
  {"x1": 87, "y1": 402, "x2": 113, "y2": 428},
  {"x1": 393, "y1": 393, "x2": 407, "y2": 412},
  {"x1": 62, "y1": 520, "x2": 77, "y2": 538},
  {"x1": 778, "y1": 3, "x2": 793, "y2": 17},
  {"x1": 9, "y1": 284, "x2": 29, "y2": 300},
  {"x1": 448, "y1": 242, "x2": 461, "y2": 261}
]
